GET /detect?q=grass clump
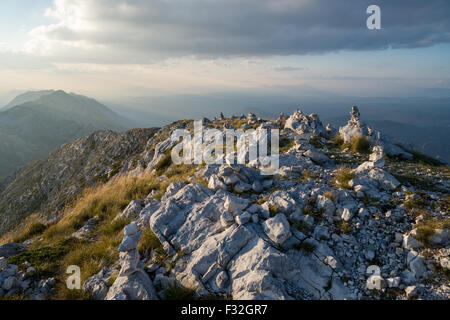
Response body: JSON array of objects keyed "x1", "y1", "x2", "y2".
[
  {"x1": 330, "y1": 135, "x2": 344, "y2": 148},
  {"x1": 53, "y1": 286, "x2": 93, "y2": 300},
  {"x1": 339, "y1": 221, "x2": 353, "y2": 234},
  {"x1": 64, "y1": 236, "x2": 122, "y2": 283},
  {"x1": 8, "y1": 245, "x2": 68, "y2": 279},
  {"x1": 43, "y1": 174, "x2": 156, "y2": 243},
  {"x1": 279, "y1": 137, "x2": 295, "y2": 153},
  {"x1": 13, "y1": 222, "x2": 48, "y2": 243},
  {"x1": 405, "y1": 195, "x2": 428, "y2": 212},
  {"x1": 155, "y1": 151, "x2": 172, "y2": 176},
  {"x1": 415, "y1": 218, "x2": 450, "y2": 247},
  {"x1": 323, "y1": 191, "x2": 336, "y2": 201},
  {"x1": 163, "y1": 282, "x2": 196, "y2": 300},
  {"x1": 269, "y1": 204, "x2": 280, "y2": 218},
  {"x1": 335, "y1": 166, "x2": 355, "y2": 189},
  {"x1": 310, "y1": 135, "x2": 323, "y2": 149},
  {"x1": 291, "y1": 220, "x2": 312, "y2": 233},
  {"x1": 138, "y1": 228, "x2": 166, "y2": 261},
  {"x1": 303, "y1": 170, "x2": 319, "y2": 180},
  {"x1": 346, "y1": 135, "x2": 370, "y2": 154}
]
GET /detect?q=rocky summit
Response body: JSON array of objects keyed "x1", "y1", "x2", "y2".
[{"x1": 0, "y1": 107, "x2": 448, "y2": 300}]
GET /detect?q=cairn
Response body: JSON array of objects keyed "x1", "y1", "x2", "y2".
[{"x1": 106, "y1": 222, "x2": 158, "y2": 300}]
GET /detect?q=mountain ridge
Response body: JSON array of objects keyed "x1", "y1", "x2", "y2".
[{"x1": 0, "y1": 108, "x2": 448, "y2": 301}]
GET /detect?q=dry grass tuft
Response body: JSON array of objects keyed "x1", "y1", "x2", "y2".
[{"x1": 335, "y1": 166, "x2": 356, "y2": 189}]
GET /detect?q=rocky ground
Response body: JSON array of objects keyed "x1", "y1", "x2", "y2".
[{"x1": 1, "y1": 107, "x2": 449, "y2": 300}]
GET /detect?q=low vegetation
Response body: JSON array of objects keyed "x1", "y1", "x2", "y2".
[
  {"x1": 13, "y1": 222, "x2": 48, "y2": 243},
  {"x1": 404, "y1": 195, "x2": 428, "y2": 212},
  {"x1": 346, "y1": 135, "x2": 371, "y2": 154},
  {"x1": 8, "y1": 245, "x2": 68, "y2": 279},
  {"x1": 309, "y1": 135, "x2": 323, "y2": 149},
  {"x1": 323, "y1": 191, "x2": 336, "y2": 201},
  {"x1": 405, "y1": 148, "x2": 444, "y2": 167},
  {"x1": 339, "y1": 221, "x2": 353, "y2": 234},
  {"x1": 394, "y1": 173, "x2": 440, "y2": 192},
  {"x1": 279, "y1": 137, "x2": 295, "y2": 153},
  {"x1": 3, "y1": 154, "x2": 210, "y2": 300},
  {"x1": 269, "y1": 204, "x2": 280, "y2": 217},
  {"x1": 330, "y1": 135, "x2": 344, "y2": 148},
  {"x1": 415, "y1": 218, "x2": 450, "y2": 247},
  {"x1": 162, "y1": 282, "x2": 196, "y2": 300},
  {"x1": 138, "y1": 228, "x2": 167, "y2": 265},
  {"x1": 335, "y1": 166, "x2": 355, "y2": 189},
  {"x1": 155, "y1": 151, "x2": 173, "y2": 176}
]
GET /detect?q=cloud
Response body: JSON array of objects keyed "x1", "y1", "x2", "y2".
[
  {"x1": 274, "y1": 66, "x2": 308, "y2": 72},
  {"x1": 21, "y1": 0, "x2": 450, "y2": 63}
]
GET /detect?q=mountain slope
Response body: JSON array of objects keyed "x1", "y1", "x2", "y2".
[
  {"x1": 0, "y1": 128, "x2": 157, "y2": 235},
  {"x1": 0, "y1": 90, "x2": 137, "y2": 178}
]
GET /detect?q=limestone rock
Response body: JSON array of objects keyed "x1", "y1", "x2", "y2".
[
  {"x1": 263, "y1": 214, "x2": 292, "y2": 245},
  {"x1": 403, "y1": 234, "x2": 423, "y2": 250},
  {"x1": 430, "y1": 229, "x2": 450, "y2": 248},
  {"x1": 115, "y1": 200, "x2": 143, "y2": 221},
  {"x1": 0, "y1": 243, "x2": 25, "y2": 259},
  {"x1": 106, "y1": 270, "x2": 158, "y2": 300},
  {"x1": 224, "y1": 195, "x2": 250, "y2": 215}
]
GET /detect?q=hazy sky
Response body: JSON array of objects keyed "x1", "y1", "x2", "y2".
[{"x1": 0, "y1": 0, "x2": 449, "y2": 100}]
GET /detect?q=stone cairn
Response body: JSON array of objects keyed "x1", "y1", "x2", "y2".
[
  {"x1": 276, "y1": 113, "x2": 287, "y2": 126},
  {"x1": 106, "y1": 222, "x2": 158, "y2": 300},
  {"x1": 247, "y1": 113, "x2": 258, "y2": 124},
  {"x1": 118, "y1": 222, "x2": 143, "y2": 277},
  {"x1": 349, "y1": 106, "x2": 361, "y2": 127}
]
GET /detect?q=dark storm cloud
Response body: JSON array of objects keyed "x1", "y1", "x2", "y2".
[{"x1": 39, "y1": 0, "x2": 450, "y2": 59}]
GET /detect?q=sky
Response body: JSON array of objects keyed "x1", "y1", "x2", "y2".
[{"x1": 0, "y1": 0, "x2": 449, "y2": 100}]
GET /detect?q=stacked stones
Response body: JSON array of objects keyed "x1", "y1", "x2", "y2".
[
  {"x1": 106, "y1": 222, "x2": 158, "y2": 300},
  {"x1": 247, "y1": 113, "x2": 258, "y2": 124},
  {"x1": 349, "y1": 106, "x2": 361, "y2": 127},
  {"x1": 118, "y1": 222, "x2": 143, "y2": 277},
  {"x1": 276, "y1": 113, "x2": 287, "y2": 127}
]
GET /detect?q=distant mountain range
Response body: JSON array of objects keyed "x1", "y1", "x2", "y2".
[{"x1": 0, "y1": 90, "x2": 137, "y2": 178}]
